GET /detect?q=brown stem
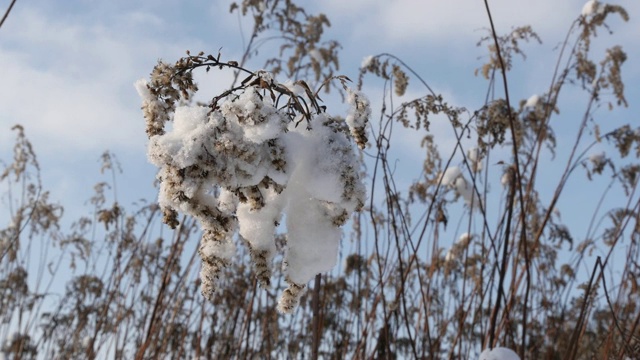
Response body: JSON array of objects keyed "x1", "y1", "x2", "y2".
[
  {"x1": 0, "y1": 0, "x2": 17, "y2": 30},
  {"x1": 311, "y1": 274, "x2": 322, "y2": 360}
]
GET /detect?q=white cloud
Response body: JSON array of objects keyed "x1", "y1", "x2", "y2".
[
  {"x1": 0, "y1": 7, "x2": 213, "y2": 156},
  {"x1": 0, "y1": 4, "x2": 217, "y2": 218},
  {"x1": 324, "y1": 0, "x2": 639, "y2": 47},
  {"x1": 0, "y1": 0, "x2": 636, "y2": 222}
]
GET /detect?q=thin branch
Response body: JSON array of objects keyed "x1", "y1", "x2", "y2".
[
  {"x1": 0, "y1": 0, "x2": 17, "y2": 30},
  {"x1": 482, "y1": 1, "x2": 531, "y2": 355}
]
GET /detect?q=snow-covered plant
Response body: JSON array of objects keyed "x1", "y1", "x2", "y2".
[
  {"x1": 479, "y1": 347, "x2": 520, "y2": 360},
  {"x1": 136, "y1": 52, "x2": 369, "y2": 312},
  {"x1": 438, "y1": 166, "x2": 477, "y2": 207}
]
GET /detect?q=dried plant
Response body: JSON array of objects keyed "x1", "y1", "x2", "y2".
[
  {"x1": 136, "y1": 53, "x2": 369, "y2": 313},
  {"x1": 1, "y1": 1, "x2": 638, "y2": 359}
]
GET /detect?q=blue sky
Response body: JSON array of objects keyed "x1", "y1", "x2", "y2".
[{"x1": 1, "y1": 0, "x2": 639, "y2": 262}]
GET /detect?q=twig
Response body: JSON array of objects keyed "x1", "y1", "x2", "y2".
[
  {"x1": 488, "y1": 166, "x2": 516, "y2": 349},
  {"x1": 0, "y1": 0, "x2": 17, "y2": 30},
  {"x1": 311, "y1": 274, "x2": 322, "y2": 360},
  {"x1": 482, "y1": 1, "x2": 531, "y2": 355}
]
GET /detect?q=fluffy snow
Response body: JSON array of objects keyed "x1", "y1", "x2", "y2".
[
  {"x1": 524, "y1": 94, "x2": 540, "y2": 108},
  {"x1": 284, "y1": 190, "x2": 342, "y2": 284},
  {"x1": 134, "y1": 78, "x2": 152, "y2": 101},
  {"x1": 445, "y1": 233, "x2": 472, "y2": 262},
  {"x1": 467, "y1": 148, "x2": 479, "y2": 163},
  {"x1": 479, "y1": 347, "x2": 521, "y2": 360},
  {"x1": 345, "y1": 88, "x2": 371, "y2": 147},
  {"x1": 237, "y1": 188, "x2": 282, "y2": 255},
  {"x1": 257, "y1": 0, "x2": 266, "y2": 12},
  {"x1": 439, "y1": 166, "x2": 476, "y2": 206},
  {"x1": 459, "y1": 232, "x2": 471, "y2": 244},
  {"x1": 468, "y1": 147, "x2": 483, "y2": 172},
  {"x1": 581, "y1": 0, "x2": 598, "y2": 16},
  {"x1": 444, "y1": 250, "x2": 455, "y2": 262},
  {"x1": 589, "y1": 151, "x2": 605, "y2": 166},
  {"x1": 173, "y1": 106, "x2": 208, "y2": 135},
  {"x1": 361, "y1": 55, "x2": 374, "y2": 68},
  {"x1": 280, "y1": 114, "x2": 366, "y2": 284},
  {"x1": 501, "y1": 171, "x2": 512, "y2": 187},
  {"x1": 281, "y1": 80, "x2": 306, "y2": 97},
  {"x1": 140, "y1": 69, "x2": 368, "y2": 312},
  {"x1": 440, "y1": 166, "x2": 462, "y2": 186},
  {"x1": 149, "y1": 106, "x2": 210, "y2": 169},
  {"x1": 82, "y1": 336, "x2": 92, "y2": 348},
  {"x1": 454, "y1": 176, "x2": 475, "y2": 206},
  {"x1": 309, "y1": 48, "x2": 322, "y2": 63},
  {"x1": 199, "y1": 236, "x2": 237, "y2": 260}
]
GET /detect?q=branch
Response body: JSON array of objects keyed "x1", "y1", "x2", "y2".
[{"x1": 0, "y1": 0, "x2": 17, "y2": 30}]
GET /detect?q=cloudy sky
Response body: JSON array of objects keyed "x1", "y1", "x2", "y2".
[{"x1": 1, "y1": 0, "x2": 638, "y2": 245}]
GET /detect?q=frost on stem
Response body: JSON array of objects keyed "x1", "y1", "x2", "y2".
[
  {"x1": 345, "y1": 88, "x2": 371, "y2": 149},
  {"x1": 277, "y1": 279, "x2": 306, "y2": 313},
  {"x1": 137, "y1": 53, "x2": 369, "y2": 312},
  {"x1": 135, "y1": 61, "x2": 198, "y2": 137}
]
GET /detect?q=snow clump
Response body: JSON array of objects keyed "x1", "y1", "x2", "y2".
[
  {"x1": 439, "y1": 166, "x2": 477, "y2": 207},
  {"x1": 468, "y1": 147, "x2": 483, "y2": 173},
  {"x1": 524, "y1": 94, "x2": 540, "y2": 108},
  {"x1": 361, "y1": 55, "x2": 374, "y2": 69},
  {"x1": 137, "y1": 63, "x2": 369, "y2": 313},
  {"x1": 589, "y1": 151, "x2": 606, "y2": 167},
  {"x1": 445, "y1": 232, "x2": 473, "y2": 263},
  {"x1": 581, "y1": 0, "x2": 598, "y2": 16},
  {"x1": 479, "y1": 347, "x2": 521, "y2": 360}
]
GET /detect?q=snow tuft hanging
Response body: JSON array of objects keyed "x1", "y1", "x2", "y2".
[{"x1": 136, "y1": 52, "x2": 368, "y2": 313}]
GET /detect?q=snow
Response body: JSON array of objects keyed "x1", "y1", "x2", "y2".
[
  {"x1": 237, "y1": 187, "x2": 282, "y2": 255},
  {"x1": 199, "y1": 225, "x2": 237, "y2": 260},
  {"x1": 581, "y1": 0, "x2": 598, "y2": 16},
  {"x1": 454, "y1": 176, "x2": 475, "y2": 206},
  {"x1": 173, "y1": 106, "x2": 208, "y2": 135},
  {"x1": 467, "y1": 148, "x2": 479, "y2": 163},
  {"x1": 280, "y1": 114, "x2": 366, "y2": 284},
  {"x1": 445, "y1": 232, "x2": 472, "y2": 262},
  {"x1": 445, "y1": 250, "x2": 455, "y2": 262},
  {"x1": 589, "y1": 151, "x2": 605, "y2": 166},
  {"x1": 468, "y1": 147, "x2": 483, "y2": 172},
  {"x1": 361, "y1": 55, "x2": 374, "y2": 68},
  {"x1": 283, "y1": 190, "x2": 342, "y2": 284},
  {"x1": 255, "y1": 70, "x2": 277, "y2": 87},
  {"x1": 345, "y1": 88, "x2": 372, "y2": 149},
  {"x1": 309, "y1": 48, "x2": 322, "y2": 63},
  {"x1": 134, "y1": 78, "x2": 153, "y2": 103},
  {"x1": 524, "y1": 94, "x2": 540, "y2": 108},
  {"x1": 281, "y1": 80, "x2": 306, "y2": 97},
  {"x1": 479, "y1": 347, "x2": 521, "y2": 360},
  {"x1": 440, "y1": 166, "x2": 462, "y2": 186},
  {"x1": 7, "y1": 332, "x2": 18, "y2": 344},
  {"x1": 82, "y1": 336, "x2": 92, "y2": 348},
  {"x1": 501, "y1": 171, "x2": 512, "y2": 187},
  {"x1": 459, "y1": 232, "x2": 471, "y2": 244},
  {"x1": 438, "y1": 166, "x2": 477, "y2": 206},
  {"x1": 149, "y1": 106, "x2": 210, "y2": 169},
  {"x1": 139, "y1": 69, "x2": 368, "y2": 312}
]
